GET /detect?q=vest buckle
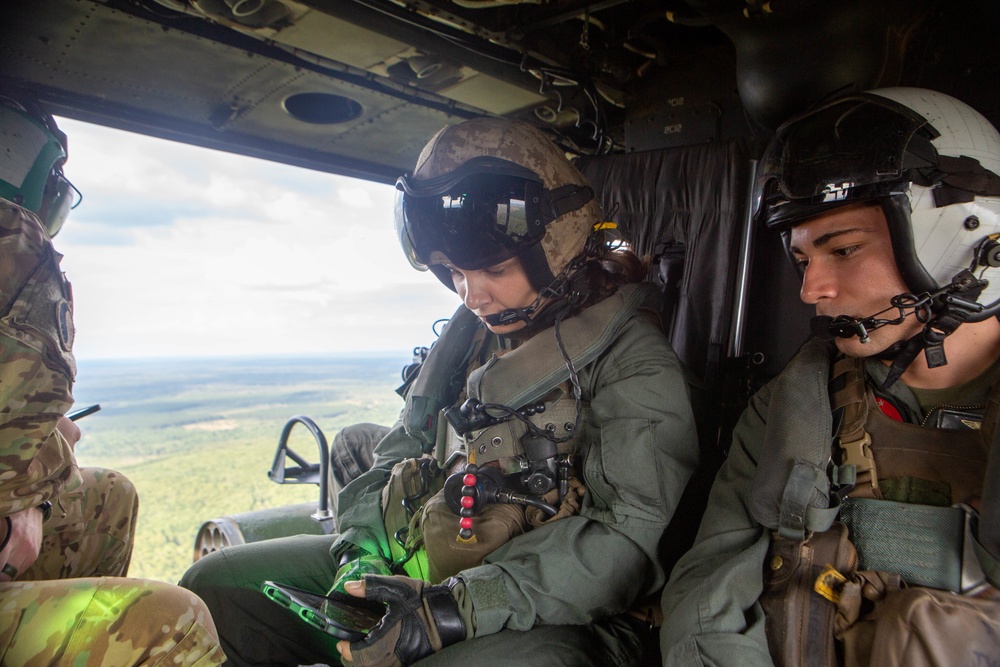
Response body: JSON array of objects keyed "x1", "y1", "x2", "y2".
[{"x1": 840, "y1": 431, "x2": 880, "y2": 494}]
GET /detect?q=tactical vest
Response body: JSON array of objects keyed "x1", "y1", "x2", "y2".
[
  {"x1": 442, "y1": 382, "x2": 588, "y2": 474},
  {"x1": 750, "y1": 339, "x2": 1000, "y2": 590},
  {"x1": 401, "y1": 283, "x2": 655, "y2": 464},
  {"x1": 831, "y1": 354, "x2": 996, "y2": 504},
  {"x1": 830, "y1": 355, "x2": 998, "y2": 591},
  {"x1": 385, "y1": 283, "x2": 658, "y2": 576}
]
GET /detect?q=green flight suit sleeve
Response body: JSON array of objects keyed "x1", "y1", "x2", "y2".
[
  {"x1": 458, "y1": 315, "x2": 700, "y2": 635},
  {"x1": 659, "y1": 383, "x2": 775, "y2": 666},
  {"x1": 334, "y1": 417, "x2": 421, "y2": 560}
]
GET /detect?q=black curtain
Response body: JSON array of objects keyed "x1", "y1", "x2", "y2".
[{"x1": 577, "y1": 139, "x2": 754, "y2": 389}]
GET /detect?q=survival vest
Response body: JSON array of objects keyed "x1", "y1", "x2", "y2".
[
  {"x1": 385, "y1": 283, "x2": 660, "y2": 575},
  {"x1": 831, "y1": 354, "x2": 997, "y2": 591},
  {"x1": 400, "y1": 283, "x2": 657, "y2": 462}
]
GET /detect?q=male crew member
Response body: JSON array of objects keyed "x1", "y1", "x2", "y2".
[
  {"x1": 0, "y1": 89, "x2": 224, "y2": 665},
  {"x1": 660, "y1": 88, "x2": 1000, "y2": 666}
]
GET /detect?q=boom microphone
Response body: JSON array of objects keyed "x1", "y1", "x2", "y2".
[
  {"x1": 482, "y1": 306, "x2": 536, "y2": 327},
  {"x1": 811, "y1": 314, "x2": 880, "y2": 343}
]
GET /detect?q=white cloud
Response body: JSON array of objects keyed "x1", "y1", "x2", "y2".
[{"x1": 53, "y1": 118, "x2": 461, "y2": 359}]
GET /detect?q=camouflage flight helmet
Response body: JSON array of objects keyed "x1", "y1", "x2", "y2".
[
  {"x1": 394, "y1": 117, "x2": 599, "y2": 291},
  {"x1": 0, "y1": 92, "x2": 81, "y2": 237},
  {"x1": 754, "y1": 87, "x2": 1000, "y2": 304}
]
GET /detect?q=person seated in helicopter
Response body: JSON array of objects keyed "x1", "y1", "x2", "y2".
[
  {"x1": 0, "y1": 90, "x2": 224, "y2": 666},
  {"x1": 182, "y1": 116, "x2": 699, "y2": 666}
]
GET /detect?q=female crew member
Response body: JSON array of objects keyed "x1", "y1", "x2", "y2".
[{"x1": 182, "y1": 117, "x2": 698, "y2": 667}]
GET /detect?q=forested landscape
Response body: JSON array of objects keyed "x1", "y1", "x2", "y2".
[{"x1": 71, "y1": 355, "x2": 409, "y2": 584}]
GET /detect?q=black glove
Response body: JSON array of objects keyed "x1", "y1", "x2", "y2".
[{"x1": 349, "y1": 575, "x2": 467, "y2": 667}]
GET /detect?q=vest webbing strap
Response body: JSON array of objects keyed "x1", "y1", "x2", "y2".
[
  {"x1": 403, "y1": 306, "x2": 483, "y2": 451},
  {"x1": 467, "y1": 283, "x2": 649, "y2": 408},
  {"x1": 404, "y1": 284, "x2": 652, "y2": 450},
  {"x1": 831, "y1": 355, "x2": 881, "y2": 499}
]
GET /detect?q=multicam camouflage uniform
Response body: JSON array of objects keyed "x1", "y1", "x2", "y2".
[{"x1": 0, "y1": 199, "x2": 225, "y2": 666}]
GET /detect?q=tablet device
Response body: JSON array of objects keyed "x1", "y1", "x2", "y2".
[{"x1": 261, "y1": 580, "x2": 385, "y2": 642}]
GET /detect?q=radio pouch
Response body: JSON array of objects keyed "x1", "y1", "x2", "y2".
[
  {"x1": 381, "y1": 457, "x2": 443, "y2": 581},
  {"x1": 420, "y1": 488, "x2": 527, "y2": 584}
]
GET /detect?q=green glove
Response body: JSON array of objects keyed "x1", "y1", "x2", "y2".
[
  {"x1": 330, "y1": 549, "x2": 392, "y2": 595},
  {"x1": 348, "y1": 575, "x2": 467, "y2": 667}
]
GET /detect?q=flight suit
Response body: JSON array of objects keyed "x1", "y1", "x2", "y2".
[
  {"x1": 182, "y1": 283, "x2": 700, "y2": 666},
  {"x1": 0, "y1": 199, "x2": 225, "y2": 666}
]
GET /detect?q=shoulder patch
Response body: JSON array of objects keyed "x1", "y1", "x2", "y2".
[
  {"x1": 874, "y1": 396, "x2": 904, "y2": 422},
  {"x1": 57, "y1": 298, "x2": 74, "y2": 351}
]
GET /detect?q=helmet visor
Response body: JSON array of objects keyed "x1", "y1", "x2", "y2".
[
  {"x1": 395, "y1": 172, "x2": 547, "y2": 270},
  {"x1": 40, "y1": 174, "x2": 82, "y2": 237},
  {"x1": 755, "y1": 93, "x2": 938, "y2": 229}
]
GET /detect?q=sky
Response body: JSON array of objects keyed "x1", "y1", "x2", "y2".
[{"x1": 52, "y1": 118, "x2": 462, "y2": 360}]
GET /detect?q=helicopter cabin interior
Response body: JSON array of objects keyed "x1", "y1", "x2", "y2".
[{"x1": 2, "y1": 0, "x2": 999, "y2": 560}]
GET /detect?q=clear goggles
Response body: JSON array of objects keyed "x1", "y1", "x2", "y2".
[
  {"x1": 753, "y1": 93, "x2": 939, "y2": 229},
  {"x1": 395, "y1": 158, "x2": 549, "y2": 271}
]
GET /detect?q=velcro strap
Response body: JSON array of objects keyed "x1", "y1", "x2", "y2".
[
  {"x1": 425, "y1": 586, "x2": 465, "y2": 647},
  {"x1": 840, "y1": 498, "x2": 965, "y2": 591},
  {"x1": 805, "y1": 498, "x2": 842, "y2": 535},
  {"x1": 778, "y1": 460, "x2": 828, "y2": 540}
]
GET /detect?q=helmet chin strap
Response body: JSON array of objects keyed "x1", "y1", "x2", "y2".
[
  {"x1": 481, "y1": 246, "x2": 597, "y2": 329},
  {"x1": 480, "y1": 273, "x2": 585, "y2": 328},
  {"x1": 811, "y1": 269, "x2": 996, "y2": 389}
]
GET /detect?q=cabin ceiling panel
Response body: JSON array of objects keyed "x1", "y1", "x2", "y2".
[{"x1": 0, "y1": 0, "x2": 477, "y2": 181}]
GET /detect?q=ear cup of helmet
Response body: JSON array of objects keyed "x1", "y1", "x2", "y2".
[
  {"x1": 0, "y1": 92, "x2": 76, "y2": 237},
  {"x1": 873, "y1": 89, "x2": 1000, "y2": 302}
]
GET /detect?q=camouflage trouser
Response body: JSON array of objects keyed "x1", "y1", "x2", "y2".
[
  {"x1": 0, "y1": 577, "x2": 225, "y2": 666},
  {"x1": 0, "y1": 468, "x2": 225, "y2": 666}
]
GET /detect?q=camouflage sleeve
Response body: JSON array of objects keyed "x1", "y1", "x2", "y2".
[{"x1": 0, "y1": 200, "x2": 80, "y2": 517}]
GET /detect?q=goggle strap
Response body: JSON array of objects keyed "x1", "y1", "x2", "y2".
[
  {"x1": 396, "y1": 157, "x2": 541, "y2": 197},
  {"x1": 931, "y1": 155, "x2": 1000, "y2": 197},
  {"x1": 544, "y1": 183, "x2": 594, "y2": 223}
]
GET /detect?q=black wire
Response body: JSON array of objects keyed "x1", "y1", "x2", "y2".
[
  {"x1": 346, "y1": 0, "x2": 530, "y2": 71},
  {"x1": 342, "y1": 0, "x2": 612, "y2": 153},
  {"x1": 552, "y1": 307, "x2": 584, "y2": 439}
]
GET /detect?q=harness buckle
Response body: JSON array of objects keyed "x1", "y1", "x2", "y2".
[{"x1": 840, "y1": 431, "x2": 879, "y2": 494}]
